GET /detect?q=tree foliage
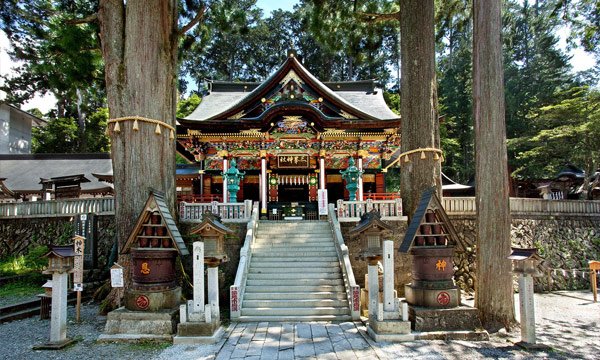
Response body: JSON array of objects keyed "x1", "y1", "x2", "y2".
[{"x1": 32, "y1": 107, "x2": 109, "y2": 153}]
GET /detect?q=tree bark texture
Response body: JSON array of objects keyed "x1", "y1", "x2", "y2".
[
  {"x1": 473, "y1": 0, "x2": 515, "y2": 330},
  {"x1": 98, "y1": 0, "x2": 178, "y2": 286},
  {"x1": 399, "y1": 0, "x2": 442, "y2": 217}
]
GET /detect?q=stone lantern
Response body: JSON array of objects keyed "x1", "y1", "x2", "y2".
[
  {"x1": 34, "y1": 245, "x2": 76, "y2": 349},
  {"x1": 508, "y1": 247, "x2": 546, "y2": 348},
  {"x1": 190, "y1": 211, "x2": 234, "y2": 264},
  {"x1": 349, "y1": 210, "x2": 393, "y2": 261},
  {"x1": 43, "y1": 245, "x2": 75, "y2": 274},
  {"x1": 222, "y1": 159, "x2": 245, "y2": 203},
  {"x1": 340, "y1": 157, "x2": 363, "y2": 201}
]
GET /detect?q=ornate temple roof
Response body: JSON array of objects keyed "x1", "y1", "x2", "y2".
[{"x1": 180, "y1": 54, "x2": 400, "y2": 129}]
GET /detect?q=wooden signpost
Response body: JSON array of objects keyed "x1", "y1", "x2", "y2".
[{"x1": 73, "y1": 235, "x2": 85, "y2": 322}]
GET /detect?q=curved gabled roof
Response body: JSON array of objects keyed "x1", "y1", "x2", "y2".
[{"x1": 182, "y1": 55, "x2": 400, "y2": 123}]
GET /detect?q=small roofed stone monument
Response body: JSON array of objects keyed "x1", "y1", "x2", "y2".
[
  {"x1": 349, "y1": 210, "x2": 411, "y2": 341},
  {"x1": 399, "y1": 187, "x2": 488, "y2": 340},
  {"x1": 33, "y1": 245, "x2": 76, "y2": 350},
  {"x1": 99, "y1": 190, "x2": 189, "y2": 342},
  {"x1": 174, "y1": 212, "x2": 233, "y2": 344},
  {"x1": 508, "y1": 247, "x2": 548, "y2": 349}
]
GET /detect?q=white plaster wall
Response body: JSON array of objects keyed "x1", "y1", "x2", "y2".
[
  {"x1": 0, "y1": 105, "x2": 9, "y2": 153},
  {"x1": 0, "y1": 104, "x2": 32, "y2": 154},
  {"x1": 8, "y1": 109, "x2": 32, "y2": 153}
]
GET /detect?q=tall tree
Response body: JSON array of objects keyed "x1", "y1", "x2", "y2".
[
  {"x1": 400, "y1": 0, "x2": 442, "y2": 216},
  {"x1": 473, "y1": 0, "x2": 515, "y2": 329},
  {"x1": 97, "y1": 0, "x2": 203, "y2": 296}
]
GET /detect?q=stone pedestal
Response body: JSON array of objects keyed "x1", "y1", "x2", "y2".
[
  {"x1": 404, "y1": 284, "x2": 460, "y2": 308},
  {"x1": 173, "y1": 320, "x2": 224, "y2": 344},
  {"x1": 408, "y1": 305, "x2": 488, "y2": 340},
  {"x1": 99, "y1": 307, "x2": 179, "y2": 342},
  {"x1": 123, "y1": 287, "x2": 181, "y2": 312}
]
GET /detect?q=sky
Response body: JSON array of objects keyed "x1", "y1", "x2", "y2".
[{"x1": 0, "y1": 0, "x2": 595, "y2": 114}]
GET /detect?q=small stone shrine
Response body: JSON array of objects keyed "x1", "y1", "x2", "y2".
[
  {"x1": 399, "y1": 187, "x2": 487, "y2": 339},
  {"x1": 100, "y1": 190, "x2": 189, "y2": 342},
  {"x1": 174, "y1": 212, "x2": 233, "y2": 344}
]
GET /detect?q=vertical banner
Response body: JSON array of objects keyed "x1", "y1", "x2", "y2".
[{"x1": 318, "y1": 189, "x2": 328, "y2": 215}]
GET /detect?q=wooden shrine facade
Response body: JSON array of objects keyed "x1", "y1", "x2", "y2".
[{"x1": 176, "y1": 52, "x2": 401, "y2": 212}]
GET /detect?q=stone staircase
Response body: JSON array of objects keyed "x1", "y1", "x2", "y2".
[{"x1": 238, "y1": 221, "x2": 351, "y2": 322}]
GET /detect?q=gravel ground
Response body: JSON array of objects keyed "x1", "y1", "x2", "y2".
[{"x1": 0, "y1": 290, "x2": 597, "y2": 360}]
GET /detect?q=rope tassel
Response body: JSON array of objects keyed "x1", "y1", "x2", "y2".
[
  {"x1": 133, "y1": 119, "x2": 139, "y2": 131},
  {"x1": 155, "y1": 124, "x2": 162, "y2": 135},
  {"x1": 113, "y1": 121, "x2": 121, "y2": 133},
  {"x1": 421, "y1": 151, "x2": 426, "y2": 159},
  {"x1": 169, "y1": 129, "x2": 175, "y2": 140}
]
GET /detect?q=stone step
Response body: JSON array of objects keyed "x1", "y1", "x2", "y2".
[
  {"x1": 246, "y1": 278, "x2": 344, "y2": 287},
  {"x1": 254, "y1": 239, "x2": 334, "y2": 245},
  {"x1": 247, "y1": 261, "x2": 340, "y2": 268},
  {"x1": 242, "y1": 299, "x2": 348, "y2": 308},
  {"x1": 247, "y1": 272, "x2": 342, "y2": 280},
  {"x1": 258, "y1": 221, "x2": 328, "y2": 227},
  {"x1": 252, "y1": 243, "x2": 336, "y2": 249},
  {"x1": 249, "y1": 265, "x2": 339, "y2": 273},
  {"x1": 244, "y1": 285, "x2": 346, "y2": 293},
  {"x1": 241, "y1": 306, "x2": 350, "y2": 316},
  {"x1": 236, "y1": 314, "x2": 352, "y2": 322},
  {"x1": 255, "y1": 233, "x2": 332, "y2": 239},
  {"x1": 252, "y1": 251, "x2": 338, "y2": 258},
  {"x1": 243, "y1": 292, "x2": 347, "y2": 300},
  {"x1": 251, "y1": 256, "x2": 339, "y2": 262}
]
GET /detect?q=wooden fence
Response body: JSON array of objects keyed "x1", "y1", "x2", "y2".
[{"x1": 443, "y1": 197, "x2": 600, "y2": 216}]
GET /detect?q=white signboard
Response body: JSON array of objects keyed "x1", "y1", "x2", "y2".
[
  {"x1": 110, "y1": 266, "x2": 124, "y2": 288},
  {"x1": 73, "y1": 283, "x2": 83, "y2": 292},
  {"x1": 318, "y1": 189, "x2": 328, "y2": 215}
]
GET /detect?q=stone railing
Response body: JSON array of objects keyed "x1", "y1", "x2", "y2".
[
  {"x1": 443, "y1": 197, "x2": 600, "y2": 217},
  {"x1": 0, "y1": 197, "x2": 115, "y2": 218},
  {"x1": 336, "y1": 198, "x2": 407, "y2": 222},
  {"x1": 328, "y1": 203, "x2": 360, "y2": 320},
  {"x1": 179, "y1": 200, "x2": 253, "y2": 223},
  {"x1": 230, "y1": 203, "x2": 259, "y2": 319}
]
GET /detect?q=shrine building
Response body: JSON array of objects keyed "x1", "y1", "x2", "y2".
[{"x1": 176, "y1": 52, "x2": 401, "y2": 216}]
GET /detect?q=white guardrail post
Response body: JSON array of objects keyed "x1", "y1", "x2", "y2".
[
  {"x1": 230, "y1": 202, "x2": 258, "y2": 319},
  {"x1": 328, "y1": 203, "x2": 360, "y2": 320}
]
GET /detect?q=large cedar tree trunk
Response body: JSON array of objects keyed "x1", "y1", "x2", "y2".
[
  {"x1": 473, "y1": 0, "x2": 515, "y2": 330},
  {"x1": 98, "y1": 0, "x2": 178, "y2": 294},
  {"x1": 399, "y1": 0, "x2": 442, "y2": 217}
]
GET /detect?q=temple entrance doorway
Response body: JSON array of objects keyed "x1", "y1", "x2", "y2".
[{"x1": 278, "y1": 184, "x2": 309, "y2": 202}]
